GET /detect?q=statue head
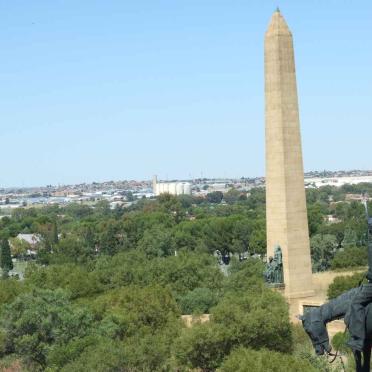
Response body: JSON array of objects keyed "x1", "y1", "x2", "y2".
[
  {"x1": 299, "y1": 309, "x2": 331, "y2": 356},
  {"x1": 273, "y1": 246, "x2": 282, "y2": 265},
  {"x1": 268, "y1": 256, "x2": 273, "y2": 263}
]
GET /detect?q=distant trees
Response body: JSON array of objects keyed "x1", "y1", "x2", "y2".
[
  {"x1": 331, "y1": 246, "x2": 367, "y2": 269},
  {"x1": 303, "y1": 185, "x2": 371, "y2": 272},
  {"x1": 9, "y1": 237, "x2": 30, "y2": 259},
  {"x1": 177, "y1": 287, "x2": 218, "y2": 314},
  {"x1": 0, "y1": 239, "x2": 13, "y2": 276},
  {"x1": 310, "y1": 234, "x2": 338, "y2": 272},
  {"x1": 320, "y1": 222, "x2": 345, "y2": 248},
  {"x1": 52, "y1": 220, "x2": 59, "y2": 245},
  {"x1": 206, "y1": 191, "x2": 223, "y2": 204},
  {"x1": 307, "y1": 203, "x2": 325, "y2": 236},
  {"x1": 138, "y1": 225, "x2": 175, "y2": 257},
  {"x1": 223, "y1": 189, "x2": 241, "y2": 204},
  {"x1": 1, "y1": 183, "x2": 370, "y2": 275},
  {"x1": 125, "y1": 191, "x2": 135, "y2": 201},
  {"x1": 1, "y1": 182, "x2": 372, "y2": 369}
]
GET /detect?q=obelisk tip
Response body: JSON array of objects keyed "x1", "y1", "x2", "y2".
[{"x1": 266, "y1": 8, "x2": 291, "y2": 36}]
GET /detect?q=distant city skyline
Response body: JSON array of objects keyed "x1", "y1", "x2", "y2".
[
  {"x1": 1, "y1": 1, "x2": 371, "y2": 187},
  {"x1": 1, "y1": 169, "x2": 372, "y2": 190}
]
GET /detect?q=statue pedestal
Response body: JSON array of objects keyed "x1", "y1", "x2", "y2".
[
  {"x1": 288, "y1": 295, "x2": 317, "y2": 323},
  {"x1": 268, "y1": 283, "x2": 285, "y2": 290}
]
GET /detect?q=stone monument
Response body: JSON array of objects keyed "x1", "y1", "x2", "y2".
[{"x1": 264, "y1": 9, "x2": 314, "y2": 299}]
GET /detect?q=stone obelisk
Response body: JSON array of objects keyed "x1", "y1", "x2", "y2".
[{"x1": 265, "y1": 9, "x2": 313, "y2": 299}]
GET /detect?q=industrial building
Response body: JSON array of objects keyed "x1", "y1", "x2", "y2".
[{"x1": 152, "y1": 176, "x2": 191, "y2": 196}]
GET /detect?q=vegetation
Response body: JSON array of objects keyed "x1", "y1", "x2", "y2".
[
  {"x1": 0, "y1": 239, "x2": 13, "y2": 276},
  {"x1": 0, "y1": 183, "x2": 370, "y2": 370},
  {"x1": 219, "y1": 347, "x2": 317, "y2": 372},
  {"x1": 327, "y1": 272, "x2": 365, "y2": 299}
]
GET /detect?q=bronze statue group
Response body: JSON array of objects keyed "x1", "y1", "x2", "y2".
[
  {"x1": 264, "y1": 245, "x2": 283, "y2": 285},
  {"x1": 300, "y1": 198, "x2": 372, "y2": 372}
]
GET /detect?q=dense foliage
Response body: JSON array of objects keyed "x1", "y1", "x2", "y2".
[
  {"x1": 327, "y1": 272, "x2": 365, "y2": 299},
  {"x1": 0, "y1": 239, "x2": 13, "y2": 276},
  {"x1": 218, "y1": 347, "x2": 317, "y2": 372},
  {"x1": 0, "y1": 183, "x2": 370, "y2": 370}
]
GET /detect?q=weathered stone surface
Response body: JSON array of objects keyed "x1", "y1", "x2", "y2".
[{"x1": 265, "y1": 10, "x2": 313, "y2": 299}]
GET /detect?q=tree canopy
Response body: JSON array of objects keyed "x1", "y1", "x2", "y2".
[{"x1": 0, "y1": 183, "x2": 370, "y2": 370}]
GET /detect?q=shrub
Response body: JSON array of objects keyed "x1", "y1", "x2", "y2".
[
  {"x1": 331, "y1": 246, "x2": 367, "y2": 269},
  {"x1": 327, "y1": 272, "x2": 365, "y2": 299},
  {"x1": 174, "y1": 286, "x2": 292, "y2": 370},
  {"x1": 178, "y1": 287, "x2": 218, "y2": 314},
  {"x1": 174, "y1": 323, "x2": 227, "y2": 371},
  {"x1": 332, "y1": 331, "x2": 350, "y2": 354},
  {"x1": 218, "y1": 347, "x2": 317, "y2": 372}
]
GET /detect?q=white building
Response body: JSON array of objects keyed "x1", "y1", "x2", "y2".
[
  {"x1": 152, "y1": 176, "x2": 192, "y2": 196},
  {"x1": 16, "y1": 233, "x2": 41, "y2": 247}
]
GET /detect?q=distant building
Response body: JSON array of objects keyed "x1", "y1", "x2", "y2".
[
  {"x1": 9, "y1": 233, "x2": 41, "y2": 258},
  {"x1": 325, "y1": 215, "x2": 341, "y2": 224},
  {"x1": 345, "y1": 194, "x2": 372, "y2": 202},
  {"x1": 152, "y1": 175, "x2": 192, "y2": 196},
  {"x1": 16, "y1": 233, "x2": 41, "y2": 247}
]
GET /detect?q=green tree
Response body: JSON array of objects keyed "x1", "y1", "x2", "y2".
[
  {"x1": 95, "y1": 200, "x2": 111, "y2": 217},
  {"x1": 154, "y1": 252, "x2": 224, "y2": 297},
  {"x1": 223, "y1": 189, "x2": 241, "y2": 204},
  {"x1": 310, "y1": 234, "x2": 338, "y2": 272},
  {"x1": 246, "y1": 187, "x2": 266, "y2": 211},
  {"x1": 89, "y1": 285, "x2": 181, "y2": 371},
  {"x1": 0, "y1": 239, "x2": 13, "y2": 275},
  {"x1": 157, "y1": 193, "x2": 185, "y2": 223},
  {"x1": 307, "y1": 203, "x2": 325, "y2": 236},
  {"x1": 64, "y1": 203, "x2": 93, "y2": 219},
  {"x1": 178, "y1": 194, "x2": 194, "y2": 209},
  {"x1": 1, "y1": 289, "x2": 94, "y2": 368},
  {"x1": 327, "y1": 272, "x2": 365, "y2": 299},
  {"x1": 137, "y1": 226, "x2": 175, "y2": 258},
  {"x1": 56, "y1": 337, "x2": 124, "y2": 372},
  {"x1": 206, "y1": 191, "x2": 223, "y2": 204},
  {"x1": 173, "y1": 220, "x2": 204, "y2": 251},
  {"x1": 9, "y1": 237, "x2": 30, "y2": 258},
  {"x1": 24, "y1": 263, "x2": 102, "y2": 300},
  {"x1": 249, "y1": 218, "x2": 266, "y2": 254},
  {"x1": 178, "y1": 287, "x2": 218, "y2": 314},
  {"x1": 175, "y1": 283, "x2": 292, "y2": 370},
  {"x1": 320, "y1": 222, "x2": 345, "y2": 248},
  {"x1": 52, "y1": 220, "x2": 59, "y2": 245},
  {"x1": 0, "y1": 278, "x2": 25, "y2": 308},
  {"x1": 202, "y1": 216, "x2": 250, "y2": 255},
  {"x1": 50, "y1": 229, "x2": 96, "y2": 265},
  {"x1": 331, "y1": 246, "x2": 367, "y2": 269},
  {"x1": 175, "y1": 322, "x2": 228, "y2": 371},
  {"x1": 126, "y1": 191, "x2": 135, "y2": 202},
  {"x1": 211, "y1": 289, "x2": 292, "y2": 353}
]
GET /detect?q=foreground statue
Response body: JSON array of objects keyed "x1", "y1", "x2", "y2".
[{"x1": 301, "y1": 198, "x2": 372, "y2": 372}]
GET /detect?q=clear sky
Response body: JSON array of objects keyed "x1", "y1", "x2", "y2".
[{"x1": 0, "y1": 1, "x2": 371, "y2": 187}]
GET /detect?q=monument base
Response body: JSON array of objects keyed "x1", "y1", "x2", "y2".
[{"x1": 286, "y1": 290, "x2": 315, "y2": 300}]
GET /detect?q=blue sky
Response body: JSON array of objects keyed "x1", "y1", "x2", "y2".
[{"x1": 0, "y1": 1, "x2": 371, "y2": 186}]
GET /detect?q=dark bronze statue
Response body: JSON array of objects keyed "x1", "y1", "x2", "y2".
[
  {"x1": 301, "y1": 196, "x2": 372, "y2": 372},
  {"x1": 264, "y1": 245, "x2": 283, "y2": 285}
]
